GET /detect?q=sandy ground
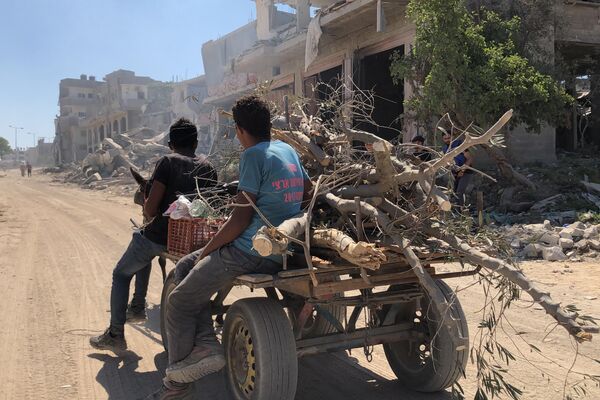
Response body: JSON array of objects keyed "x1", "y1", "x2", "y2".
[{"x1": 0, "y1": 171, "x2": 598, "y2": 400}]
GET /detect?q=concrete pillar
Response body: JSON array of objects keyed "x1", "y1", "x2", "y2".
[
  {"x1": 256, "y1": 0, "x2": 275, "y2": 41},
  {"x1": 296, "y1": 0, "x2": 310, "y2": 32}
]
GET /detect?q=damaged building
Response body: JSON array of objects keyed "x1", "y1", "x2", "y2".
[
  {"x1": 201, "y1": 0, "x2": 600, "y2": 164},
  {"x1": 54, "y1": 70, "x2": 212, "y2": 164}
]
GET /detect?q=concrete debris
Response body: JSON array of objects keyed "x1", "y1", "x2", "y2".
[
  {"x1": 559, "y1": 230, "x2": 573, "y2": 240},
  {"x1": 589, "y1": 240, "x2": 600, "y2": 251},
  {"x1": 539, "y1": 232, "x2": 560, "y2": 246},
  {"x1": 522, "y1": 243, "x2": 540, "y2": 258},
  {"x1": 559, "y1": 238, "x2": 574, "y2": 250},
  {"x1": 583, "y1": 226, "x2": 599, "y2": 239},
  {"x1": 502, "y1": 220, "x2": 600, "y2": 262},
  {"x1": 541, "y1": 246, "x2": 567, "y2": 262},
  {"x1": 46, "y1": 127, "x2": 172, "y2": 193},
  {"x1": 83, "y1": 173, "x2": 102, "y2": 185}
]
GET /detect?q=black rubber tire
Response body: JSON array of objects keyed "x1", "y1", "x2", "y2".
[
  {"x1": 383, "y1": 280, "x2": 469, "y2": 392},
  {"x1": 160, "y1": 269, "x2": 177, "y2": 352},
  {"x1": 224, "y1": 298, "x2": 298, "y2": 400}
]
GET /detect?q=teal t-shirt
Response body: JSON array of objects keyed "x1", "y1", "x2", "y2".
[{"x1": 233, "y1": 140, "x2": 308, "y2": 263}]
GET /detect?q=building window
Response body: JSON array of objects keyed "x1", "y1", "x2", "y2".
[
  {"x1": 78, "y1": 112, "x2": 86, "y2": 118},
  {"x1": 137, "y1": 91, "x2": 146, "y2": 100},
  {"x1": 78, "y1": 93, "x2": 86, "y2": 98},
  {"x1": 87, "y1": 93, "x2": 94, "y2": 99}
]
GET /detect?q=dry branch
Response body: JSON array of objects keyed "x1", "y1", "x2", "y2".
[
  {"x1": 424, "y1": 226, "x2": 596, "y2": 341},
  {"x1": 252, "y1": 213, "x2": 308, "y2": 257},
  {"x1": 312, "y1": 228, "x2": 387, "y2": 270}
]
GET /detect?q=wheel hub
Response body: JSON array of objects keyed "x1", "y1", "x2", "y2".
[{"x1": 231, "y1": 323, "x2": 256, "y2": 396}]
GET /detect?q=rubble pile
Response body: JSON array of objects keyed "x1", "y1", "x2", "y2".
[
  {"x1": 481, "y1": 154, "x2": 600, "y2": 225},
  {"x1": 49, "y1": 127, "x2": 170, "y2": 194},
  {"x1": 501, "y1": 220, "x2": 600, "y2": 262}
]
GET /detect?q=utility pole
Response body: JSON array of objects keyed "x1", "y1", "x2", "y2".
[{"x1": 9, "y1": 125, "x2": 24, "y2": 165}]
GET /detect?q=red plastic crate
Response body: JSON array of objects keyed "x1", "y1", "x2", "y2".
[{"x1": 167, "y1": 218, "x2": 224, "y2": 258}]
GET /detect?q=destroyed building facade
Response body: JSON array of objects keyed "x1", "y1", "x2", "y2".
[
  {"x1": 200, "y1": 0, "x2": 600, "y2": 164},
  {"x1": 54, "y1": 70, "x2": 212, "y2": 164}
]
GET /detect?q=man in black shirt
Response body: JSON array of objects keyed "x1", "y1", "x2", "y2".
[{"x1": 90, "y1": 118, "x2": 217, "y2": 352}]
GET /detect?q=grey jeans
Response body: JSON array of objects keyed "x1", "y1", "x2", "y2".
[{"x1": 166, "y1": 244, "x2": 281, "y2": 365}]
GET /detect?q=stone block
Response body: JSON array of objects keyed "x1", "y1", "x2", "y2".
[
  {"x1": 541, "y1": 246, "x2": 567, "y2": 262},
  {"x1": 539, "y1": 232, "x2": 560, "y2": 246},
  {"x1": 559, "y1": 238, "x2": 574, "y2": 250}
]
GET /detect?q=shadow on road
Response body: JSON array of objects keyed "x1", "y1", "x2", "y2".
[
  {"x1": 90, "y1": 348, "x2": 453, "y2": 400},
  {"x1": 88, "y1": 351, "x2": 167, "y2": 400}
]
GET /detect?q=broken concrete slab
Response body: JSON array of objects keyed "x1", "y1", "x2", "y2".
[
  {"x1": 568, "y1": 221, "x2": 586, "y2": 230},
  {"x1": 102, "y1": 138, "x2": 123, "y2": 151},
  {"x1": 541, "y1": 246, "x2": 567, "y2": 262},
  {"x1": 583, "y1": 226, "x2": 599, "y2": 239},
  {"x1": 559, "y1": 238, "x2": 574, "y2": 250},
  {"x1": 522, "y1": 243, "x2": 540, "y2": 258},
  {"x1": 561, "y1": 227, "x2": 584, "y2": 239},
  {"x1": 539, "y1": 232, "x2": 560, "y2": 246},
  {"x1": 83, "y1": 172, "x2": 102, "y2": 185},
  {"x1": 559, "y1": 230, "x2": 573, "y2": 240},
  {"x1": 589, "y1": 239, "x2": 600, "y2": 251}
]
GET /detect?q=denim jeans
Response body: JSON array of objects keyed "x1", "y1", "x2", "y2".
[
  {"x1": 110, "y1": 230, "x2": 166, "y2": 334},
  {"x1": 166, "y1": 244, "x2": 281, "y2": 365}
]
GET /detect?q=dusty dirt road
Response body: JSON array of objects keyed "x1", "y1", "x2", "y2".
[{"x1": 0, "y1": 171, "x2": 598, "y2": 400}]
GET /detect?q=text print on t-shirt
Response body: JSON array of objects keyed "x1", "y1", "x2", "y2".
[{"x1": 272, "y1": 176, "x2": 304, "y2": 203}]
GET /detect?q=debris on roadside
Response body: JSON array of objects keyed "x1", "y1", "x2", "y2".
[{"x1": 499, "y1": 219, "x2": 600, "y2": 262}]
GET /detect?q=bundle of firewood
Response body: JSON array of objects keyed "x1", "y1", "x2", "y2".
[{"x1": 244, "y1": 108, "x2": 596, "y2": 342}]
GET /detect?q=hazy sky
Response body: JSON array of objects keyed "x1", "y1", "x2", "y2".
[{"x1": 0, "y1": 0, "x2": 259, "y2": 149}]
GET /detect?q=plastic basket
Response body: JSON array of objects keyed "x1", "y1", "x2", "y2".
[{"x1": 167, "y1": 218, "x2": 224, "y2": 258}]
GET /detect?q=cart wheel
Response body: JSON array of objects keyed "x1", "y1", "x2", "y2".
[
  {"x1": 288, "y1": 301, "x2": 346, "y2": 339},
  {"x1": 160, "y1": 269, "x2": 177, "y2": 352},
  {"x1": 382, "y1": 280, "x2": 469, "y2": 392},
  {"x1": 224, "y1": 298, "x2": 297, "y2": 400}
]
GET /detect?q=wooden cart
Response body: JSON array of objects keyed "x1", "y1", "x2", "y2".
[{"x1": 158, "y1": 251, "x2": 477, "y2": 400}]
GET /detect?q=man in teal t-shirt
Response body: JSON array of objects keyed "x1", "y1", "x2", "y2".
[
  {"x1": 149, "y1": 95, "x2": 311, "y2": 399},
  {"x1": 233, "y1": 140, "x2": 309, "y2": 263}
]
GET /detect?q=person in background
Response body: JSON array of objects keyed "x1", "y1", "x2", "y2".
[
  {"x1": 26, "y1": 161, "x2": 32, "y2": 177},
  {"x1": 411, "y1": 135, "x2": 432, "y2": 162},
  {"x1": 90, "y1": 118, "x2": 217, "y2": 353},
  {"x1": 440, "y1": 127, "x2": 474, "y2": 207},
  {"x1": 148, "y1": 96, "x2": 312, "y2": 399}
]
